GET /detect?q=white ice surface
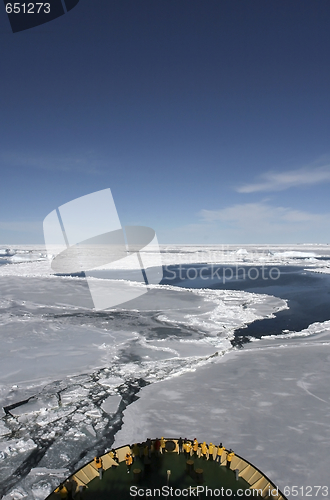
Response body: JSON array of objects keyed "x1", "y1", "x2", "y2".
[
  {"x1": 307, "y1": 267, "x2": 330, "y2": 275},
  {"x1": 115, "y1": 329, "x2": 330, "y2": 499},
  {"x1": 101, "y1": 395, "x2": 122, "y2": 415},
  {"x1": 0, "y1": 244, "x2": 330, "y2": 500},
  {"x1": 1, "y1": 243, "x2": 330, "y2": 277},
  {"x1": 0, "y1": 277, "x2": 286, "y2": 387}
]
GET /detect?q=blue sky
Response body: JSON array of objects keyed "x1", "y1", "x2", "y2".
[{"x1": 0, "y1": 0, "x2": 330, "y2": 244}]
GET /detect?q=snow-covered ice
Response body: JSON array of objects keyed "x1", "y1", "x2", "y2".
[
  {"x1": 0, "y1": 244, "x2": 330, "y2": 499},
  {"x1": 115, "y1": 329, "x2": 330, "y2": 496}
]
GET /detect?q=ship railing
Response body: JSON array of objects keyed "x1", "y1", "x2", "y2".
[{"x1": 45, "y1": 438, "x2": 288, "y2": 500}]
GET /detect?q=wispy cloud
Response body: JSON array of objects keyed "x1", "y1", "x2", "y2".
[
  {"x1": 0, "y1": 151, "x2": 106, "y2": 175},
  {"x1": 0, "y1": 221, "x2": 42, "y2": 233},
  {"x1": 236, "y1": 164, "x2": 330, "y2": 193},
  {"x1": 200, "y1": 202, "x2": 327, "y2": 226},
  {"x1": 181, "y1": 202, "x2": 330, "y2": 243}
]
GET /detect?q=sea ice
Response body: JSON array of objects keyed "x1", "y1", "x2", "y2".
[
  {"x1": 115, "y1": 329, "x2": 330, "y2": 497},
  {"x1": 1, "y1": 244, "x2": 330, "y2": 500}
]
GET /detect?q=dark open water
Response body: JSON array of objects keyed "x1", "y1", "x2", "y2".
[{"x1": 161, "y1": 265, "x2": 330, "y2": 343}]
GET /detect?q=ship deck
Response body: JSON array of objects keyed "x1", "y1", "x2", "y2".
[
  {"x1": 46, "y1": 439, "x2": 286, "y2": 500},
  {"x1": 76, "y1": 451, "x2": 261, "y2": 499}
]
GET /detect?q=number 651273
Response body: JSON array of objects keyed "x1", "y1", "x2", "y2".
[{"x1": 6, "y1": 3, "x2": 50, "y2": 14}]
